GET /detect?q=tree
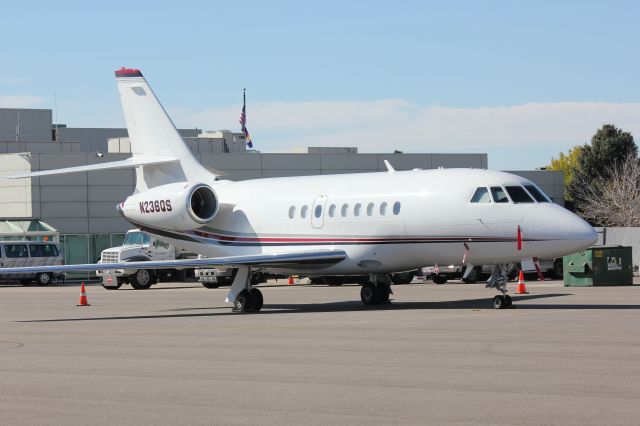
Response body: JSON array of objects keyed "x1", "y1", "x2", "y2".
[
  {"x1": 573, "y1": 155, "x2": 640, "y2": 226},
  {"x1": 547, "y1": 145, "x2": 582, "y2": 201},
  {"x1": 568, "y1": 124, "x2": 637, "y2": 207}
]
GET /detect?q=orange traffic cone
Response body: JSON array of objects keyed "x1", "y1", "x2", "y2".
[
  {"x1": 515, "y1": 270, "x2": 529, "y2": 294},
  {"x1": 288, "y1": 276, "x2": 294, "y2": 285},
  {"x1": 77, "y1": 281, "x2": 90, "y2": 306}
]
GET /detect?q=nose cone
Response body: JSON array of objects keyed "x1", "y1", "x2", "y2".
[
  {"x1": 569, "y1": 216, "x2": 598, "y2": 251},
  {"x1": 529, "y1": 204, "x2": 598, "y2": 258}
]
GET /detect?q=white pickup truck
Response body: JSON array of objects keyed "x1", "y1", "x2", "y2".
[{"x1": 97, "y1": 229, "x2": 192, "y2": 290}]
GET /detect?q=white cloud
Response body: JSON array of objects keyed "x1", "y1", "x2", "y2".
[
  {"x1": 170, "y1": 100, "x2": 640, "y2": 169},
  {"x1": 0, "y1": 95, "x2": 48, "y2": 108}
]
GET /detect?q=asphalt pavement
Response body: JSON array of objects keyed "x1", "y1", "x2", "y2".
[{"x1": 0, "y1": 279, "x2": 638, "y2": 425}]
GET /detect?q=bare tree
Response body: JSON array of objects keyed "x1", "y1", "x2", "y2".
[{"x1": 574, "y1": 155, "x2": 640, "y2": 226}]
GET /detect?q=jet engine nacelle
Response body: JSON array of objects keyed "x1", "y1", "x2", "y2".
[{"x1": 119, "y1": 182, "x2": 218, "y2": 231}]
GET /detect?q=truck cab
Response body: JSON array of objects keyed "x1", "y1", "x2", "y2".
[{"x1": 97, "y1": 229, "x2": 188, "y2": 289}]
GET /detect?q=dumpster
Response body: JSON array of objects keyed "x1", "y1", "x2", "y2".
[{"x1": 563, "y1": 246, "x2": 633, "y2": 286}]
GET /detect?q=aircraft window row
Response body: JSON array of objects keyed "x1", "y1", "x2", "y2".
[
  {"x1": 288, "y1": 201, "x2": 402, "y2": 219},
  {"x1": 470, "y1": 185, "x2": 551, "y2": 204}
]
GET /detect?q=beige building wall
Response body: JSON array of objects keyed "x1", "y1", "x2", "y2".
[{"x1": 0, "y1": 153, "x2": 34, "y2": 217}]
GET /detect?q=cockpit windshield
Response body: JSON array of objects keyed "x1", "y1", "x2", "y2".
[
  {"x1": 524, "y1": 184, "x2": 551, "y2": 202},
  {"x1": 124, "y1": 231, "x2": 151, "y2": 245},
  {"x1": 470, "y1": 187, "x2": 491, "y2": 203},
  {"x1": 505, "y1": 186, "x2": 534, "y2": 203},
  {"x1": 490, "y1": 187, "x2": 509, "y2": 203},
  {"x1": 470, "y1": 184, "x2": 553, "y2": 204}
]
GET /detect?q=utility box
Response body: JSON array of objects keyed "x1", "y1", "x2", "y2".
[{"x1": 563, "y1": 246, "x2": 633, "y2": 286}]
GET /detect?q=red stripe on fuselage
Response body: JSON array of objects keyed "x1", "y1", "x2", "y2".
[{"x1": 191, "y1": 230, "x2": 515, "y2": 244}]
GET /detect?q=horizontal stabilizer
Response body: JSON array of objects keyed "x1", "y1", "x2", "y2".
[
  {"x1": 2, "y1": 156, "x2": 181, "y2": 179},
  {"x1": 0, "y1": 250, "x2": 347, "y2": 275}
]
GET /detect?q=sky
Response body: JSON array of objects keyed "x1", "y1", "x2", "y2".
[{"x1": 1, "y1": 0, "x2": 639, "y2": 170}]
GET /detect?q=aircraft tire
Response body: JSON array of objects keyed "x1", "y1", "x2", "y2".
[
  {"x1": 493, "y1": 295, "x2": 506, "y2": 309},
  {"x1": 360, "y1": 284, "x2": 381, "y2": 305},
  {"x1": 504, "y1": 295, "x2": 512, "y2": 306},
  {"x1": 233, "y1": 289, "x2": 256, "y2": 312},
  {"x1": 462, "y1": 267, "x2": 479, "y2": 284},
  {"x1": 250, "y1": 288, "x2": 264, "y2": 311},
  {"x1": 375, "y1": 284, "x2": 391, "y2": 303}
]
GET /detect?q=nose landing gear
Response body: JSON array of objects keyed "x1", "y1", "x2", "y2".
[
  {"x1": 493, "y1": 294, "x2": 513, "y2": 309},
  {"x1": 487, "y1": 264, "x2": 515, "y2": 309}
]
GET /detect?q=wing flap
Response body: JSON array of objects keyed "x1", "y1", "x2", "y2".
[{"x1": 0, "y1": 250, "x2": 347, "y2": 275}]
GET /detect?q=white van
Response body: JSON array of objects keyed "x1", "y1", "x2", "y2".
[{"x1": 0, "y1": 241, "x2": 64, "y2": 285}]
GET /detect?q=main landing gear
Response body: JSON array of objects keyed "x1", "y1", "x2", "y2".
[
  {"x1": 486, "y1": 263, "x2": 515, "y2": 309},
  {"x1": 227, "y1": 267, "x2": 264, "y2": 313},
  {"x1": 360, "y1": 274, "x2": 393, "y2": 306}
]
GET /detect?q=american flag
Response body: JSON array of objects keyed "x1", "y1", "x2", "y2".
[{"x1": 239, "y1": 89, "x2": 253, "y2": 148}]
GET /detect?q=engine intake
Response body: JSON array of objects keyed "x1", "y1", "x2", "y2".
[{"x1": 188, "y1": 184, "x2": 218, "y2": 224}]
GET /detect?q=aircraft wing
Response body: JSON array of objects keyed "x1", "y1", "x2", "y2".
[
  {"x1": 2, "y1": 156, "x2": 184, "y2": 179},
  {"x1": 0, "y1": 250, "x2": 347, "y2": 275}
]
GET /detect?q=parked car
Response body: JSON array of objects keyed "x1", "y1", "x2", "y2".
[{"x1": 0, "y1": 240, "x2": 64, "y2": 285}]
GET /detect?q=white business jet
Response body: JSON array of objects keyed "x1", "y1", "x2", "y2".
[{"x1": 1, "y1": 68, "x2": 597, "y2": 311}]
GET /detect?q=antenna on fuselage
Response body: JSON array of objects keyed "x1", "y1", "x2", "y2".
[{"x1": 383, "y1": 160, "x2": 395, "y2": 174}]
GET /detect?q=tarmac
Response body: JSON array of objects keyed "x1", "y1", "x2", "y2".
[{"x1": 0, "y1": 279, "x2": 638, "y2": 425}]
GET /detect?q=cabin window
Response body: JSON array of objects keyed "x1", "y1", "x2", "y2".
[
  {"x1": 505, "y1": 186, "x2": 534, "y2": 203},
  {"x1": 301, "y1": 205, "x2": 308, "y2": 218},
  {"x1": 354, "y1": 203, "x2": 362, "y2": 217},
  {"x1": 380, "y1": 202, "x2": 388, "y2": 215},
  {"x1": 490, "y1": 187, "x2": 509, "y2": 203},
  {"x1": 288, "y1": 206, "x2": 296, "y2": 219},
  {"x1": 314, "y1": 205, "x2": 323, "y2": 218},
  {"x1": 367, "y1": 203, "x2": 374, "y2": 216},
  {"x1": 341, "y1": 204, "x2": 349, "y2": 217},
  {"x1": 470, "y1": 187, "x2": 491, "y2": 203},
  {"x1": 524, "y1": 184, "x2": 551, "y2": 202},
  {"x1": 393, "y1": 201, "x2": 401, "y2": 215},
  {"x1": 328, "y1": 204, "x2": 336, "y2": 217}
]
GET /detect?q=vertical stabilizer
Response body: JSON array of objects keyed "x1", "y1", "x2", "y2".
[{"x1": 114, "y1": 68, "x2": 210, "y2": 189}]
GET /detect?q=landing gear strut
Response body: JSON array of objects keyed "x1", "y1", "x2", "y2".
[
  {"x1": 227, "y1": 267, "x2": 264, "y2": 313},
  {"x1": 360, "y1": 274, "x2": 393, "y2": 305},
  {"x1": 486, "y1": 264, "x2": 515, "y2": 309}
]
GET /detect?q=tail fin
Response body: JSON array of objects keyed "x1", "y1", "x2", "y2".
[{"x1": 115, "y1": 68, "x2": 212, "y2": 189}]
